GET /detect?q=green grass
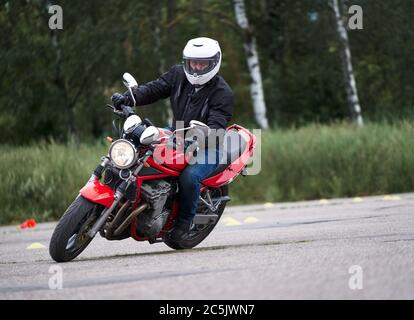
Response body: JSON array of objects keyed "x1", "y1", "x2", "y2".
[
  {"x1": 230, "y1": 120, "x2": 414, "y2": 204},
  {"x1": 1, "y1": 121, "x2": 414, "y2": 225},
  {"x1": 0, "y1": 140, "x2": 107, "y2": 225}
]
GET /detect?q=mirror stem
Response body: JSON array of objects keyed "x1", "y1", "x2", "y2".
[
  {"x1": 128, "y1": 87, "x2": 136, "y2": 107},
  {"x1": 174, "y1": 126, "x2": 193, "y2": 133}
]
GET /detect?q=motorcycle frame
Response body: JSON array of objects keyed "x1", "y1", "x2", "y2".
[{"x1": 79, "y1": 123, "x2": 256, "y2": 242}]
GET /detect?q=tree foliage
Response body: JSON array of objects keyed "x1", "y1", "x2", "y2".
[{"x1": 1, "y1": 0, "x2": 413, "y2": 144}]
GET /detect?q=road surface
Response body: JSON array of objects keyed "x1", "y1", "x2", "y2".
[{"x1": 0, "y1": 193, "x2": 413, "y2": 299}]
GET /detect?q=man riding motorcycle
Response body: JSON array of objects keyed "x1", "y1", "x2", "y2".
[{"x1": 111, "y1": 37, "x2": 234, "y2": 242}]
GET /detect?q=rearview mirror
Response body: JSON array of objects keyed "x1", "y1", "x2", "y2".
[
  {"x1": 122, "y1": 73, "x2": 138, "y2": 107},
  {"x1": 122, "y1": 73, "x2": 138, "y2": 88}
]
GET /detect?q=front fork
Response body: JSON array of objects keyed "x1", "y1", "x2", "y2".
[{"x1": 87, "y1": 150, "x2": 153, "y2": 238}]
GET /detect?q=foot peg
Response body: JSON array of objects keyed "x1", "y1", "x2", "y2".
[{"x1": 211, "y1": 196, "x2": 231, "y2": 203}]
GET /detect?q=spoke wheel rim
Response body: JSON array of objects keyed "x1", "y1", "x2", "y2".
[{"x1": 65, "y1": 214, "x2": 97, "y2": 254}]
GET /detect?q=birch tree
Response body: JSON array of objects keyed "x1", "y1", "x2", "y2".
[
  {"x1": 330, "y1": 0, "x2": 364, "y2": 126},
  {"x1": 164, "y1": 0, "x2": 176, "y2": 126},
  {"x1": 150, "y1": 4, "x2": 172, "y2": 125},
  {"x1": 233, "y1": 0, "x2": 269, "y2": 129}
]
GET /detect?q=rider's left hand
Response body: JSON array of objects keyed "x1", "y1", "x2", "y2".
[{"x1": 111, "y1": 93, "x2": 126, "y2": 110}]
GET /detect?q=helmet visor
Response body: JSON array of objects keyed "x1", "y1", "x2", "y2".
[{"x1": 183, "y1": 53, "x2": 220, "y2": 76}]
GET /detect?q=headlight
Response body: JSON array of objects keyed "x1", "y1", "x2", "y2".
[{"x1": 109, "y1": 139, "x2": 137, "y2": 169}]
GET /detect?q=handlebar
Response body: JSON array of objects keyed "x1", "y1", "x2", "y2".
[
  {"x1": 106, "y1": 104, "x2": 134, "y2": 118},
  {"x1": 165, "y1": 135, "x2": 199, "y2": 151},
  {"x1": 106, "y1": 102, "x2": 200, "y2": 153}
]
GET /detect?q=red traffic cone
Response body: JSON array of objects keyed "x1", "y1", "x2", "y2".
[{"x1": 20, "y1": 218, "x2": 37, "y2": 229}]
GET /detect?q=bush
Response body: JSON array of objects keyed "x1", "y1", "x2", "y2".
[
  {"x1": 231, "y1": 120, "x2": 414, "y2": 204},
  {"x1": 0, "y1": 140, "x2": 107, "y2": 225},
  {"x1": 1, "y1": 121, "x2": 414, "y2": 225}
]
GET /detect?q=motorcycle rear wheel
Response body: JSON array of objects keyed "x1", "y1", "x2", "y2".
[
  {"x1": 49, "y1": 195, "x2": 103, "y2": 262},
  {"x1": 164, "y1": 186, "x2": 228, "y2": 250}
]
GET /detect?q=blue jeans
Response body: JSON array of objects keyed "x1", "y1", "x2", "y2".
[{"x1": 177, "y1": 148, "x2": 221, "y2": 225}]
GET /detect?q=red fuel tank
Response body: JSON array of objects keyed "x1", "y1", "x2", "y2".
[{"x1": 150, "y1": 128, "x2": 188, "y2": 173}]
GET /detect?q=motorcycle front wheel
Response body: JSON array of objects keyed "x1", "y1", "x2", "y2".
[{"x1": 49, "y1": 195, "x2": 103, "y2": 262}]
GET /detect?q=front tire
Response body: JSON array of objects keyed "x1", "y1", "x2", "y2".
[
  {"x1": 49, "y1": 195, "x2": 102, "y2": 262},
  {"x1": 164, "y1": 186, "x2": 228, "y2": 250}
]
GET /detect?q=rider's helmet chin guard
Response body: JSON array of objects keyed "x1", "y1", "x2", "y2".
[{"x1": 183, "y1": 37, "x2": 222, "y2": 87}]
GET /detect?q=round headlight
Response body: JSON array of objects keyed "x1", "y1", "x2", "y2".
[{"x1": 109, "y1": 139, "x2": 136, "y2": 169}]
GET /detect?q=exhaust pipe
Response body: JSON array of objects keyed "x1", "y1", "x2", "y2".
[
  {"x1": 113, "y1": 203, "x2": 148, "y2": 236},
  {"x1": 105, "y1": 200, "x2": 131, "y2": 239}
]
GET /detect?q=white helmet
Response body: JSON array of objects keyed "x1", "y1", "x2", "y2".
[{"x1": 183, "y1": 37, "x2": 222, "y2": 87}]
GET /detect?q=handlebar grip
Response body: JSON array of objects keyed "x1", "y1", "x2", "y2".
[
  {"x1": 120, "y1": 104, "x2": 135, "y2": 117},
  {"x1": 107, "y1": 103, "x2": 132, "y2": 117},
  {"x1": 119, "y1": 104, "x2": 127, "y2": 112}
]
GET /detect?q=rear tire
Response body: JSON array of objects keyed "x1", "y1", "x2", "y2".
[
  {"x1": 49, "y1": 195, "x2": 102, "y2": 262},
  {"x1": 164, "y1": 186, "x2": 228, "y2": 250}
]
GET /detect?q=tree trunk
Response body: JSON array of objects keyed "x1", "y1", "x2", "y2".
[
  {"x1": 233, "y1": 0, "x2": 269, "y2": 129},
  {"x1": 165, "y1": 0, "x2": 176, "y2": 126},
  {"x1": 150, "y1": 4, "x2": 172, "y2": 126},
  {"x1": 330, "y1": 0, "x2": 363, "y2": 127}
]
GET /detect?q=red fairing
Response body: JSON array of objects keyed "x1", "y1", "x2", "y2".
[
  {"x1": 146, "y1": 157, "x2": 181, "y2": 176},
  {"x1": 151, "y1": 128, "x2": 187, "y2": 172},
  {"x1": 80, "y1": 180, "x2": 115, "y2": 208},
  {"x1": 202, "y1": 124, "x2": 256, "y2": 187}
]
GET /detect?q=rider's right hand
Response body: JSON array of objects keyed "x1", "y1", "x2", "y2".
[{"x1": 111, "y1": 93, "x2": 126, "y2": 110}]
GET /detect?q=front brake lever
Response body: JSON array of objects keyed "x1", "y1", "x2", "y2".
[
  {"x1": 114, "y1": 110, "x2": 124, "y2": 117},
  {"x1": 107, "y1": 104, "x2": 124, "y2": 117}
]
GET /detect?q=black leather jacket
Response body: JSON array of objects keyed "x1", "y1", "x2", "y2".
[{"x1": 125, "y1": 65, "x2": 234, "y2": 130}]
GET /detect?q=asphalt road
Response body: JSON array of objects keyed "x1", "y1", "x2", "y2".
[{"x1": 0, "y1": 193, "x2": 413, "y2": 299}]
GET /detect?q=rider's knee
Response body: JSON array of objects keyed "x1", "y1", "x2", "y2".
[{"x1": 179, "y1": 166, "x2": 203, "y2": 186}]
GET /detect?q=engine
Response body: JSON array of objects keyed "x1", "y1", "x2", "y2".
[{"x1": 136, "y1": 179, "x2": 174, "y2": 242}]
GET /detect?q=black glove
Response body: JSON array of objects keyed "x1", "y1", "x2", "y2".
[{"x1": 111, "y1": 93, "x2": 126, "y2": 110}]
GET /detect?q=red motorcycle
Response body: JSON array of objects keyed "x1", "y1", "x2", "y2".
[{"x1": 49, "y1": 73, "x2": 256, "y2": 262}]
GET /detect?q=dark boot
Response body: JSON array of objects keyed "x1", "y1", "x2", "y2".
[{"x1": 168, "y1": 220, "x2": 192, "y2": 242}]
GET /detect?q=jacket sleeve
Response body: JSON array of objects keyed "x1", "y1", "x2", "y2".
[
  {"x1": 207, "y1": 90, "x2": 234, "y2": 130},
  {"x1": 126, "y1": 65, "x2": 178, "y2": 106}
]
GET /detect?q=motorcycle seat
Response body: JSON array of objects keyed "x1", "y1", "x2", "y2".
[{"x1": 203, "y1": 129, "x2": 247, "y2": 179}]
